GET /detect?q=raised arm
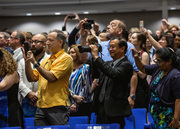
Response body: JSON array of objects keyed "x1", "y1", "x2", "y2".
[
  {"x1": 62, "y1": 14, "x2": 70, "y2": 31},
  {"x1": 138, "y1": 52, "x2": 149, "y2": 79},
  {"x1": 80, "y1": 19, "x2": 90, "y2": 62},
  {"x1": 22, "y1": 48, "x2": 39, "y2": 82},
  {"x1": 23, "y1": 49, "x2": 56, "y2": 82},
  {"x1": 142, "y1": 28, "x2": 162, "y2": 50},
  {"x1": 68, "y1": 19, "x2": 83, "y2": 46},
  {"x1": 161, "y1": 19, "x2": 171, "y2": 33},
  {"x1": 132, "y1": 48, "x2": 146, "y2": 74}
]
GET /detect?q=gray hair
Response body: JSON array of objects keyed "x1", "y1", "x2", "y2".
[
  {"x1": 49, "y1": 29, "x2": 66, "y2": 48},
  {"x1": 0, "y1": 32, "x2": 10, "y2": 39}
]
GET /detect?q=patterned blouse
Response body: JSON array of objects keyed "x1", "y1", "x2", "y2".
[{"x1": 69, "y1": 64, "x2": 92, "y2": 104}]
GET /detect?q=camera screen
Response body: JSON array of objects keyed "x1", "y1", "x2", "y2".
[
  {"x1": 68, "y1": 15, "x2": 75, "y2": 19},
  {"x1": 84, "y1": 20, "x2": 94, "y2": 29},
  {"x1": 84, "y1": 23, "x2": 92, "y2": 29},
  {"x1": 87, "y1": 20, "x2": 94, "y2": 24}
]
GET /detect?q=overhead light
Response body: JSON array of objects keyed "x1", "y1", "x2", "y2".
[
  {"x1": 83, "y1": 11, "x2": 89, "y2": 14},
  {"x1": 26, "y1": 13, "x2": 32, "y2": 16},
  {"x1": 170, "y1": 7, "x2": 176, "y2": 10},
  {"x1": 55, "y1": 12, "x2": 61, "y2": 15}
]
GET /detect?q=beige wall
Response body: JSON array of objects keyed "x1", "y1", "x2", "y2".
[{"x1": 0, "y1": 10, "x2": 179, "y2": 34}]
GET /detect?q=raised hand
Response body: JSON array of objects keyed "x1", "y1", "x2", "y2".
[
  {"x1": 80, "y1": 18, "x2": 88, "y2": 37},
  {"x1": 73, "y1": 13, "x2": 80, "y2": 21},
  {"x1": 131, "y1": 48, "x2": 138, "y2": 58},
  {"x1": 93, "y1": 22, "x2": 99, "y2": 33}
]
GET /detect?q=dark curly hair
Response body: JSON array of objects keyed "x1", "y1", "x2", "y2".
[{"x1": 0, "y1": 48, "x2": 17, "y2": 77}]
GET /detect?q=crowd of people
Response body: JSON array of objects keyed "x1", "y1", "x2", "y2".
[{"x1": 0, "y1": 13, "x2": 180, "y2": 129}]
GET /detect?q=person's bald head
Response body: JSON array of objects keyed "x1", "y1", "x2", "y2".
[
  {"x1": 106, "y1": 20, "x2": 127, "y2": 39},
  {"x1": 30, "y1": 34, "x2": 47, "y2": 56}
]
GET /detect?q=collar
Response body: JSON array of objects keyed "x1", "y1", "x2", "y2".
[
  {"x1": 149, "y1": 46, "x2": 156, "y2": 53},
  {"x1": 37, "y1": 52, "x2": 45, "y2": 63},
  {"x1": 49, "y1": 49, "x2": 65, "y2": 59},
  {"x1": 13, "y1": 47, "x2": 22, "y2": 53},
  {"x1": 149, "y1": 48, "x2": 153, "y2": 53},
  {"x1": 113, "y1": 56, "x2": 125, "y2": 66},
  {"x1": 13, "y1": 47, "x2": 23, "y2": 62}
]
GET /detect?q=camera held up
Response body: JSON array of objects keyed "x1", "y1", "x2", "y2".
[
  {"x1": 78, "y1": 43, "x2": 102, "y2": 53},
  {"x1": 84, "y1": 20, "x2": 94, "y2": 29}
]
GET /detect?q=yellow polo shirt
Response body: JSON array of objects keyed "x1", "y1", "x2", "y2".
[{"x1": 33, "y1": 49, "x2": 73, "y2": 108}]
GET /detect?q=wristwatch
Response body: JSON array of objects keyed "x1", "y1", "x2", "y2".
[
  {"x1": 130, "y1": 94, "x2": 136, "y2": 100},
  {"x1": 34, "y1": 62, "x2": 40, "y2": 68}
]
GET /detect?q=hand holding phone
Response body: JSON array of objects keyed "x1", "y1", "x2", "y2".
[
  {"x1": 24, "y1": 42, "x2": 29, "y2": 56},
  {"x1": 132, "y1": 49, "x2": 134, "y2": 57},
  {"x1": 131, "y1": 48, "x2": 138, "y2": 57}
]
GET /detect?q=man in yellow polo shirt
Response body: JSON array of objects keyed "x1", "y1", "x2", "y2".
[{"x1": 24, "y1": 29, "x2": 73, "y2": 126}]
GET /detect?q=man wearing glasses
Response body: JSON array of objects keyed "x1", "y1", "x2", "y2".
[
  {"x1": 9, "y1": 30, "x2": 25, "y2": 62},
  {"x1": 19, "y1": 34, "x2": 50, "y2": 117},
  {"x1": 90, "y1": 37, "x2": 133, "y2": 129},
  {"x1": 91, "y1": 20, "x2": 138, "y2": 110}
]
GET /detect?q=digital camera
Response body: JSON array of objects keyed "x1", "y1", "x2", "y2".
[
  {"x1": 84, "y1": 20, "x2": 94, "y2": 29},
  {"x1": 78, "y1": 43, "x2": 102, "y2": 53}
]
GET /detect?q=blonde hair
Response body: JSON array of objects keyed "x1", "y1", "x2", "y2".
[
  {"x1": 0, "y1": 48, "x2": 17, "y2": 77},
  {"x1": 129, "y1": 27, "x2": 140, "y2": 34},
  {"x1": 168, "y1": 25, "x2": 179, "y2": 31}
]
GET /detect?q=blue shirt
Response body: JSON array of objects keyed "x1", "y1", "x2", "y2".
[
  {"x1": 0, "y1": 77, "x2": 8, "y2": 127},
  {"x1": 5, "y1": 47, "x2": 13, "y2": 55},
  {"x1": 99, "y1": 40, "x2": 138, "y2": 71}
]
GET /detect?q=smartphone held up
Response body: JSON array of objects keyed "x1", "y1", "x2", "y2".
[
  {"x1": 139, "y1": 20, "x2": 144, "y2": 31},
  {"x1": 24, "y1": 42, "x2": 29, "y2": 56},
  {"x1": 68, "y1": 15, "x2": 75, "y2": 19}
]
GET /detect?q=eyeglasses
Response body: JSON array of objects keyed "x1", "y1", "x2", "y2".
[
  {"x1": 153, "y1": 59, "x2": 163, "y2": 65},
  {"x1": 30, "y1": 40, "x2": 44, "y2": 44},
  {"x1": 108, "y1": 45, "x2": 117, "y2": 49},
  {"x1": 10, "y1": 36, "x2": 17, "y2": 39}
]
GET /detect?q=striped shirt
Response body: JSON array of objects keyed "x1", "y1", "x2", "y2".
[{"x1": 69, "y1": 64, "x2": 92, "y2": 104}]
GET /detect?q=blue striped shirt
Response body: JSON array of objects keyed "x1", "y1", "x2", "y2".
[{"x1": 69, "y1": 64, "x2": 92, "y2": 104}]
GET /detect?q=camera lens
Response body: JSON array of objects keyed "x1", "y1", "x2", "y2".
[
  {"x1": 78, "y1": 44, "x2": 102, "y2": 53},
  {"x1": 78, "y1": 46, "x2": 91, "y2": 53}
]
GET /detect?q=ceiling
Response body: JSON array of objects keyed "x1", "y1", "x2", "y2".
[{"x1": 0, "y1": 0, "x2": 179, "y2": 16}]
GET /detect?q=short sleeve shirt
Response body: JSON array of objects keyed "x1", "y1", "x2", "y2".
[{"x1": 33, "y1": 49, "x2": 73, "y2": 108}]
